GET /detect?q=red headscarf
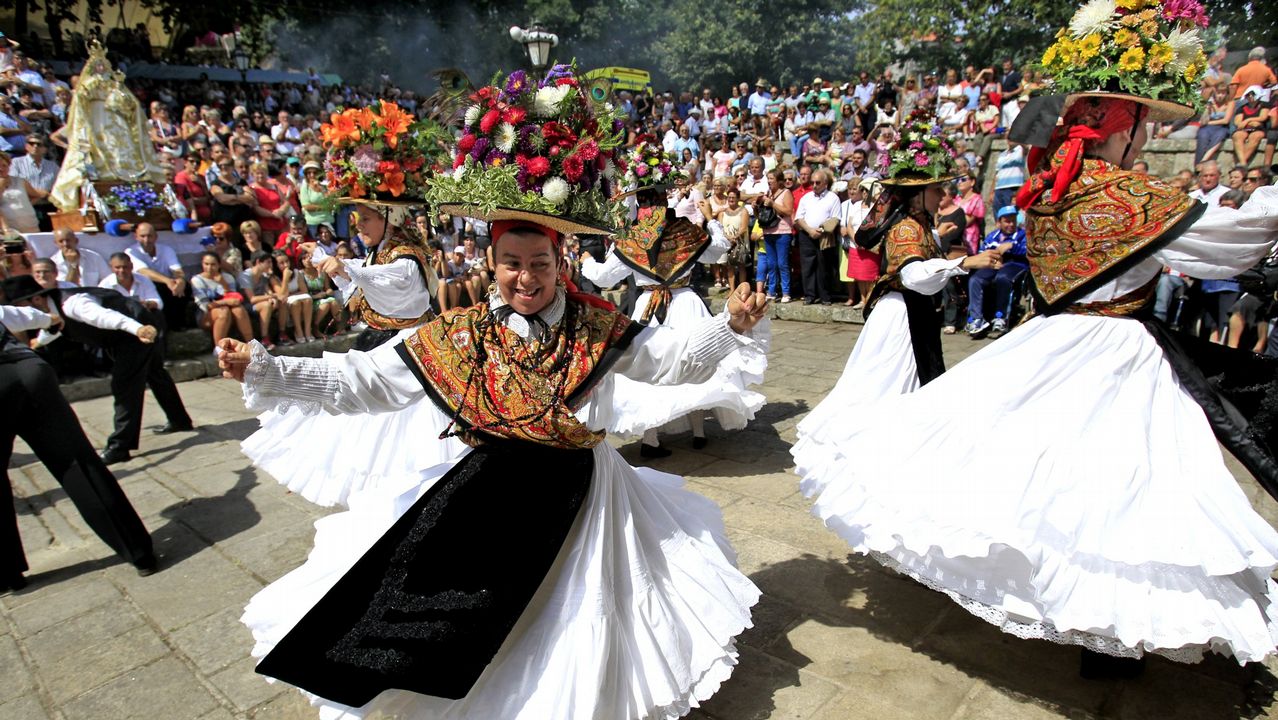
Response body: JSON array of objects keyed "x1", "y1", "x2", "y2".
[
  {"x1": 1015, "y1": 97, "x2": 1148, "y2": 209},
  {"x1": 489, "y1": 219, "x2": 615, "y2": 311}
]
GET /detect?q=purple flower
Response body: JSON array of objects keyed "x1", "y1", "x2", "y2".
[
  {"x1": 517, "y1": 124, "x2": 538, "y2": 153},
  {"x1": 352, "y1": 144, "x2": 379, "y2": 173},
  {"x1": 484, "y1": 149, "x2": 510, "y2": 166},
  {"x1": 543, "y1": 64, "x2": 574, "y2": 84},
  {"x1": 504, "y1": 70, "x2": 530, "y2": 98},
  {"x1": 876, "y1": 153, "x2": 890, "y2": 169},
  {"x1": 909, "y1": 142, "x2": 924, "y2": 150},
  {"x1": 470, "y1": 136, "x2": 489, "y2": 162}
]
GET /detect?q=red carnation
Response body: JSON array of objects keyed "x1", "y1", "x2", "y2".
[
  {"x1": 577, "y1": 140, "x2": 599, "y2": 161},
  {"x1": 378, "y1": 160, "x2": 401, "y2": 174},
  {"x1": 453, "y1": 152, "x2": 466, "y2": 169},
  {"x1": 562, "y1": 153, "x2": 584, "y2": 182},
  {"x1": 503, "y1": 106, "x2": 527, "y2": 125},
  {"x1": 480, "y1": 109, "x2": 501, "y2": 134},
  {"x1": 458, "y1": 133, "x2": 477, "y2": 153},
  {"x1": 402, "y1": 156, "x2": 424, "y2": 172},
  {"x1": 542, "y1": 121, "x2": 578, "y2": 148},
  {"x1": 555, "y1": 77, "x2": 578, "y2": 87},
  {"x1": 527, "y1": 156, "x2": 551, "y2": 177}
]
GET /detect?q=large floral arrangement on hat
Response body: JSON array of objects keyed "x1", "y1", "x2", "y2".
[
  {"x1": 424, "y1": 63, "x2": 626, "y2": 224},
  {"x1": 320, "y1": 100, "x2": 452, "y2": 200},
  {"x1": 1040, "y1": 0, "x2": 1209, "y2": 109},
  {"x1": 619, "y1": 137, "x2": 684, "y2": 191},
  {"x1": 880, "y1": 111, "x2": 960, "y2": 182}
]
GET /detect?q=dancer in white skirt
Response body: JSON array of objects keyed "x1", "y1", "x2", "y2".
[
  {"x1": 240, "y1": 100, "x2": 464, "y2": 508},
  {"x1": 582, "y1": 142, "x2": 766, "y2": 458},
  {"x1": 792, "y1": 114, "x2": 997, "y2": 457},
  {"x1": 796, "y1": 2, "x2": 1278, "y2": 675},
  {"x1": 217, "y1": 67, "x2": 768, "y2": 719}
]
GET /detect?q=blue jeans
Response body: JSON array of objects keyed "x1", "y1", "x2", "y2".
[
  {"x1": 1153, "y1": 274, "x2": 1186, "y2": 323},
  {"x1": 790, "y1": 134, "x2": 808, "y2": 160},
  {"x1": 761, "y1": 233, "x2": 792, "y2": 296},
  {"x1": 967, "y1": 262, "x2": 1027, "y2": 322}
]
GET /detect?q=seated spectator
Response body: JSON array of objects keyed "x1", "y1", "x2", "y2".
[
  {"x1": 991, "y1": 142, "x2": 1025, "y2": 210},
  {"x1": 52, "y1": 229, "x2": 110, "y2": 286},
  {"x1": 274, "y1": 214, "x2": 310, "y2": 265},
  {"x1": 0, "y1": 96, "x2": 31, "y2": 155},
  {"x1": 238, "y1": 250, "x2": 282, "y2": 349},
  {"x1": 272, "y1": 249, "x2": 313, "y2": 343},
  {"x1": 1232, "y1": 86, "x2": 1268, "y2": 168},
  {"x1": 966, "y1": 205, "x2": 1027, "y2": 337},
  {"x1": 205, "y1": 222, "x2": 242, "y2": 272},
  {"x1": 937, "y1": 183, "x2": 969, "y2": 334},
  {"x1": 100, "y1": 252, "x2": 163, "y2": 311},
  {"x1": 124, "y1": 222, "x2": 189, "y2": 329},
  {"x1": 190, "y1": 250, "x2": 253, "y2": 346},
  {"x1": 1243, "y1": 168, "x2": 1273, "y2": 199},
  {"x1": 298, "y1": 253, "x2": 340, "y2": 336},
  {"x1": 239, "y1": 219, "x2": 266, "y2": 258},
  {"x1": 314, "y1": 223, "x2": 339, "y2": 256}
]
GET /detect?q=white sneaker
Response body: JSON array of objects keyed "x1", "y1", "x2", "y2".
[
  {"x1": 967, "y1": 318, "x2": 991, "y2": 336},
  {"x1": 991, "y1": 317, "x2": 1007, "y2": 334}
]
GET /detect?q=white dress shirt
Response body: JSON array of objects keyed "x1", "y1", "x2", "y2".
[
  {"x1": 126, "y1": 242, "x2": 183, "y2": 279},
  {"x1": 61, "y1": 284, "x2": 145, "y2": 337},
  {"x1": 100, "y1": 273, "x2": 164, "y2": 309},
  {"x1": 331, "y1": 254, "x2": 433, "y2": 319},
  {"x1": 0, "y1": 305, "x2": 53, "y2": 334},
  {"x1": 53, "y1": 247, "x2": 111, "y2": 287},
  {"x1": 794, "y1": 188, "x2": 841, "y2": 229}
]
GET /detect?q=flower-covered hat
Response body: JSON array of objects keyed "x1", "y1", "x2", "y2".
[
  {"x1": 424, "y1": 63, "x2": 626, "y2": 235},
  {"x1": 1039, "y1": 0, "x2": 1209, "y2": 121},
  {"x1": 320, "y1": 100, "x2": 452, "y2": 207},
  {"x1": 878, "y1": 111, "x2": 961, "y2": 187},
  {"x1": 616, "y1": 137, "x2": 685, "y2": 198}
]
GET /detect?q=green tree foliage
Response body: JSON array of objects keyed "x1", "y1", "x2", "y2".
[{"x1": 1202, "y1": 1, "x2": 1278, "y2": 52}]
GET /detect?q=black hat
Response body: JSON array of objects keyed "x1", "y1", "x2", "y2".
[{"x1": 0, "y1": 275, "x2": 52, "y2": 305}]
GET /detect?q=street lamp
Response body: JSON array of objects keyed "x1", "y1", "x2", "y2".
[
  {"x1": 232, "y1": 46, "x2": 250, "y2": 84},
  {"x1": 509, "y1": 23, "x2": 558, "y2": 71}
]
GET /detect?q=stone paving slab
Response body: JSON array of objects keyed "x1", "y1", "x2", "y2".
[{"x1": 3, "y1": 318, "x2": 1278, "y2": 719}]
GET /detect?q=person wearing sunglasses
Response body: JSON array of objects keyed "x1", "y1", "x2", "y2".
[{"x1": 7, "y1": 133, "x2": 56, "y2": 230}]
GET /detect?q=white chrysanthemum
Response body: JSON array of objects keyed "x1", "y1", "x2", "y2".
[
  {"x1": 453, "y1": 165, "x2": 467, "y2": 182},
  {"x1": 1164, "y1": 26, "x2": 1203, "y2": 75},
  {"x1": 464, "y1": 104, "x2": 481, "y2": 127},
  {"x1": 653, "y1": 168, "x2": 664, "y2": 181},
  {"x1": 623, "y1": 170, "x2": 636, "y2": 184},
  {"x1": 1069, "y1": 0, "x2": 1118, "y2": 38},
  {"x1": 495, "y1": 122, "x2": 516, "y2": 153},
  {"x1": 542, "y1": 177, "x2": 569, "y2": 205},
  {"x1": 603, "y1": 158, "x2": 617, "y2": 179},
  {"x1": 533, "y1": 86, "x2": 570, "y2": 117}
]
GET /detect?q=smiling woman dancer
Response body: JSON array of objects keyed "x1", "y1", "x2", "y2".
[{"x1": 218, "y1": 66, "x2": 769, "y2": 719}]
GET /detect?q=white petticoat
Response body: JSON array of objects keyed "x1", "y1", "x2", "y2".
[
  {"x1": 793, "y1": 312, "x2": 1278, "y2": 663},
  {"x1": 792, "y1": 291, "x2": 918, "y2": 448},
  {"x1": 608, "y1": 287, "x2": 768, "y2": 438},
  {"x1": 242, "y1": 441, "x2": 760, "y2": 719}
]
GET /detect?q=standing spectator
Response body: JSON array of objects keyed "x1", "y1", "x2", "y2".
[
  {"x1": 209, "y1": 156, "x2": 256, "y2": 230},
  {"x1": 991, "y1": 142, "x2": 1025, "y2": 211},
  {"x1": 249, "y1": 162, "x2": 289, "y2": 244},
  {"x1": 1196, "y1": 86, "x2": 1234, "y2": 164},
  {"x1": 936, "y1": 183, "x2": 969, "y2": 333},
  {"x1": 838, "y1": 178, "x2": 878, "y2": 308},
  {"x1": 999, "y1": 57, "x2": 1023, "y2": 127},
  {"x1": 271, "y1": 111, "x2": 302, "y2": 155},
  {"x1": 0, "y1": 96, "x2": 30, "y2": 155},
  {"x1": 757, "y1": 169, "x2": 794, "y2": 302},
  {"x1": 190, "y1": 251, "x2": 253, "y2": 346},
  {"x1": 717, "y1": 188, "x2": 752, "y2": 290},
  {"x1": 100, "y1": 253, "x2": 163, "y2": 311},
  {"x1": 748, "y1": 79, "x2": 771, "y2": 136},
  {"x1": 147, "y1": 102, "x2": 182, "y2": 156},
  {"x1": 673, "y1": 124, "x2": 699, "y2": 159},
  {"x1": 853, "y1": 71, "x2": 877, "y2": 131},
  {"x1": 794, "y1": 168, "x2": 840, "y2": 305},
  {"x1": 739, "y1": 157, "x2": 768, "y2": 200},
  {"x1": 125, "y1": 223, "x2": 190, "y2": 330},
  {"x1": 956, "y1": 172, "x2": 986, "y2": 254},
  {"x1": 51, "y1": 230, "x2": 110, "y2": 287},
  {"x1": 1189, "y1": 160, "x2": 1228, "y2": 206},
  {"x1": 1232, "y1": 87, "x2": 1269, "y2": 168},
  {"x1": 1231, "y1": 48, "x2": 1276, "y2": 99},
  {"x1": 8, "y1": 133, "x2": 56, "y2": 230}
]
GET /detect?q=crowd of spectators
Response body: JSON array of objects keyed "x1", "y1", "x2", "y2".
[{"x1": 2, "y1": 27, "x2": 1278, "y2": 359}]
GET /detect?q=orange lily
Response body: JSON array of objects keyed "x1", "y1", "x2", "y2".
[
  {"x1": 378, "y1": 101, "x2": 414, "y2": 148},
  {"x1": 377, "y1": 170, "x2": 406, "y2": 197}
]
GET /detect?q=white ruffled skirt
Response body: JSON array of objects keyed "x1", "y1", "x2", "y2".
[
  {"x1": 242, "y1": 441, "x2": 760, "y2": 719},
  {"x1": 608, "y1": 288, "x2": 768, "y2": 438},
  {"x1": 792, "y1": 292, "x2": 918, "y2": 448},
  {"x1": 793, "y1": 312, "x2": 1278, "y2": 663}
]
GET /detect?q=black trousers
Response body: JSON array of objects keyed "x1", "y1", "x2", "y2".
[
  {"x1": 798, "y1": 232, "x2": 831, "y2": 302},
  {"x1": 1, "y1": 354, "x2": 153, "y2": 578},
  {"x1": 155, "y1": 282, "x2": 192, "y2": 331},
  {"x1": 105, "y1": 337, "x2": 191, "y2": 452}
]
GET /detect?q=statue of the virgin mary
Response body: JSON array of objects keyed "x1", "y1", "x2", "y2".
[{"x1": 50, "y1": 41, "x2": 165, "y2": 213}]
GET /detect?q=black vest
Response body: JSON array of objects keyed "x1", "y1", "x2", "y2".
[
  {"x1": 55, "y1": 287, "x2": 160, "y2": 348},
  {"x1": 0, "y1": 322, "x2": 38, "y2": 364}
]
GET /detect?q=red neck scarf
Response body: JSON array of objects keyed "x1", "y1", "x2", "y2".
[{"x1": 1015, "y1": 98, "x2": 1148, "y2": 209}]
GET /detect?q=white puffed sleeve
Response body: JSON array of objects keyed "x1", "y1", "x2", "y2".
[
  {"x1": 241, "y1": 339, "x2": 424, "y2": 416},
  {"x1": 1155, "y1": 187, "x2": 1278, "y2": 279},
  {"x1": 612, "y1": 310, "x2": 770, "y2": 386},
  {"x1": 332, "y1": 257, "x2": 431, "y2": 318},
  {"x1": 899, "y1": 257, "x2": 968, "y2": 295},
  {"x1": 579, "y1": 248, "x2": 631, "y2": 289}
]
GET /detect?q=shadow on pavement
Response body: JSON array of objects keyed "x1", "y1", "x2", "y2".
[{"x1": 147, "y1": 465, "x2": 261, "y2": 569}]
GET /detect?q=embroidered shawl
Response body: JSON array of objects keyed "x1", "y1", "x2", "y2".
[
  {"x1": 1026, "y1": 156, "x2": 1204, "y2": 313},
  {"x1": 612, "y1": 206, "x2": 711, "y2": 285},
  {"x1": 866, "y1": 216, "x2": 939, "y2": 308},
  {"x1": 397, "y1": 300, "x2": 638, "y2": 449}
]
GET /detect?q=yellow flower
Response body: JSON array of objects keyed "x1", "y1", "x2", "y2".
[
  {"x1": 1118, "y1": 46, "x2": 1146, "y2": 72},
  {"x1": 1141, "y1": 20, "x2": 1159, "y2": 36},
  {"x1": 1136, "y1": 8, "x2": 1156, "y2": 21},
  {"x1": 1116, "y1": 0, "x2": 1142, "y2": 9},
  {"x1": 1113, "y1": 28, "x2": 1140, "y2": 47},
  {"x1": 1078, "y1": 33, "x2": 1102, "y2": 60},
  {"x1": 1121, "y1": 12, "x2": 1142, "y2": 26},
  {"x1": 1148, "y1": 42, "x2": 1173, "y2": 65},
  {"x1": 1147, "y1": 57, "x2": 1166, "y2": 74},
  {"x1": 1042, "y1": 43, "x2": 1060, "y2": 67},
  {"x1": 1183, "y1": 62, "x2": 1199, "y2": 82}
]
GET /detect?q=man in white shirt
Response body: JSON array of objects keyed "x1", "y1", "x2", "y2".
[
  {"x1": 271, "y1": 111, "x2": 302, "y2": 155},
  {"x1": 51, "y1": 229, "x2": 111, "y2": 287},
  {"x1": 125, "y1": 223, "x2": 189, "y2": 329},
  {"x1": 738, "y1": 158, "x2": 769, "y2": 201},
  {"x1": 794, "y1": 169, "x2": 841, "y2": 304},
  {"x1": 100, "y1": 252, "x2": 163, "y2": 311},
  {"x1": 1189, "y1": 160, "x2": 1228, "y2": 207},
  {"x1": 660, "y1": 121, "x2": 679, "y2": 155}
]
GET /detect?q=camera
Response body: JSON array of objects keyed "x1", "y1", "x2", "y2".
[{"x1": 4, "y1": 237, "x2": 27, "y2": 255}]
